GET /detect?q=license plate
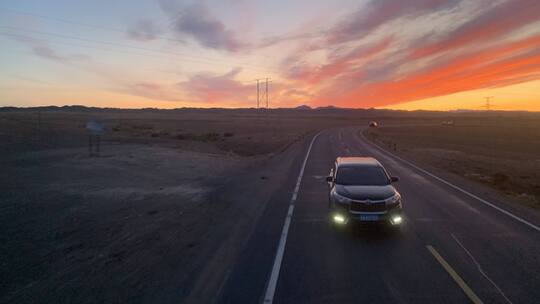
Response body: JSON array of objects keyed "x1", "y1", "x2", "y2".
[{"x1": 359, "y1": 215, "x2": 379, "y2": 221}]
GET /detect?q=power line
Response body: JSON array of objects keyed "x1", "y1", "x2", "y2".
[
  {"x1": 1, "y1": 10, "x2": 283, "y2": 102},
  {"x1": 0, "y1": 36, "x2": 280, "y2": 83},
  {"x1": 3, "y1": 8, "x2": 182, "y2": 43},
  {"x1": 2, "y1": 8, "x2": 276, "y2": 65},
  {"x1": 0, "y1": 31, "x2": 203, "y2": 65},
  {"x1": 0, "y1": 26, "x2": 279, "y2": 73},
  {"x1": 266, "y1": 77, "x2": 269, "y2": 108}
]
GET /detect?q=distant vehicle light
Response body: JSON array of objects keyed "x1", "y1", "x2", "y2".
[{"x1": 391, "y1": 215, "x2": 403, "y2": 225}]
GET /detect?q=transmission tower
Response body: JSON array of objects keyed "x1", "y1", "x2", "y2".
[
  {"x1": 255, "y1": 78, "x2": 271, "y2": 108},
  {"x1": 484, "y1": 96, "x2": 494, "y2": 111}
]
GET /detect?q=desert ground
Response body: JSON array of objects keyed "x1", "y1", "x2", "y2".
[
  {"x1": 1, "y1": 107, "x2": 539, "y2": 303},
  {"x1": 364, "y1": 113, "x2": 540, "y2": 209}
]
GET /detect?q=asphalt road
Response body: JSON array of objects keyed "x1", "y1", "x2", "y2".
[{"x1": 217, "y1": 127, "x2": 540, "y2": 304}]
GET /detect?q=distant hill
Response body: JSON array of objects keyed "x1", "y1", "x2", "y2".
[
  {"x1": 315, "y1": 105, "x2": 340, "y2": 110},
  {"x1": 1, "y1": 105, "x2": 536, "y2": 117}
]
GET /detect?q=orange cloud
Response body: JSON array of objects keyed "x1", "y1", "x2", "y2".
[{"x1": 315, "y1": 33, "x2": 540, "y2": 107}]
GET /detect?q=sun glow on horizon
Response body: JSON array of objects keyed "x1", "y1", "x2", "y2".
[{"x1": 380, "y1": 80, "x2": 540, "y2": 112}]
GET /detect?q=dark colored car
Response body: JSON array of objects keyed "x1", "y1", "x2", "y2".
[{"x1": 327, "y1": 157, "x2": 403, "y2": 226}]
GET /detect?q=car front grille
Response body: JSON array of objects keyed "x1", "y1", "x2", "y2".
[{"x1": 349, "y1": 201, "x2": 387, "y2": 212}]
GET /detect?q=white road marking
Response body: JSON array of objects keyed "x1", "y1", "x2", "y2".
[
  {"x1": 357, "y1": 131, "x2": 540, "y2": 233},
  {"x1": 426, "y1": 245, "x2": 484, "y2": 304},
  {"x1": 451, "y1": 234, "x2": 514, "y2": 304},
  {"x1": 263, "y1": 132, "x2": 321, "y2": 304}
]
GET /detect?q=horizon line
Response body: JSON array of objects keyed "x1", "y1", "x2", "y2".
[{"x1": 1, "y1": 104, "x2": 539, "y2": 113}]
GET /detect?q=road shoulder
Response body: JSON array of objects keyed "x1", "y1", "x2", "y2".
[{"x1": 359, "y1": 128, "x2": 540, "y2": 228}]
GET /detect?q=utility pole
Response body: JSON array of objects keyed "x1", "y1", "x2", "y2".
[
  {"x1": 484, "y1": 96, "x2": 493, "y2": 111},
  {"x1": 256, "y1": 79, "x2": 260, "y2": 109},
  {"x1": 483, "y1": 96, "x2": 495, "y2": 172},
  {"x1": 265, "y1": 77, "x2": 269, "y2": 108}
]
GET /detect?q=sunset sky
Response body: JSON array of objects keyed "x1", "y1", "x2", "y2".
[{"x1": 1, "y1": 0, "x2": 540, "y2": 110}]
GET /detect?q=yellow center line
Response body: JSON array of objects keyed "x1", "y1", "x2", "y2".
[{"x1": 426, "y1": 245, "x2": 484, "y2": 304}]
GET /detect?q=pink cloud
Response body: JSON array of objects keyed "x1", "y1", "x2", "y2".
[
  {"x1": 327, "y1": 0, "x2": 461, "y2": 44},
  {"x1": 410, "y1": 0, "x2": 540, "y2": 59},
  {"x1": 177, "y1": 68, "x2": 253, "y2": 104}
]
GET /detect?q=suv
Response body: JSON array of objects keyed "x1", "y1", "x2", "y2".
[{"x1": 327, "y1": 157, "x2": 403, "y2": 226}]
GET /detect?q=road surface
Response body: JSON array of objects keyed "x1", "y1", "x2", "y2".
[{"x1": 217, "y1": 127, "x2": 540, "y2": 304}]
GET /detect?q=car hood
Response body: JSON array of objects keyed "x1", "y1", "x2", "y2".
[{"x1": 335, "y1": 184, "x2": 396, "y2": 201}]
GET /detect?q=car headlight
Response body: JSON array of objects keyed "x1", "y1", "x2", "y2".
[
  {"x1": 391, "y1": 215, "x2": 403, "y2": 225},
  {"x1": 385, "y1": 193, "x2": 401, "y2": 205},
  {"x1": 333, "y1": 214, "x2": 347, "y2": 224},
  {"x1": 333, "y1": 190, "x2": 351, "y2": 204}
]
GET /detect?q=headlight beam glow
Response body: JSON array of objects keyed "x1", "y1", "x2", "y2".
[
  {"x1": 333, "y1": 214, "x2": 346, "y2": 224},
  {"x1": 391, "y1": 215, "x2": 403, "y2": 225}
]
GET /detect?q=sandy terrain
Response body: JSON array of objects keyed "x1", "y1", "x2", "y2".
[
  {"x1": 0, "y1": 109, "x2": 363, "y2": 157},
  {"x1": 1, "y1": 145, "x2": 242, "y2": 302},
  {"x1": 364, "y1": 114, "x2": 540, "y2": 209},
  {"x1": 0, "y1": 108, "x2": 355, "y2": 303}
]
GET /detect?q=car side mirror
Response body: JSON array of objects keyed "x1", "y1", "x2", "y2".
[
  {"x1": 391, "y1": 176, "x2": 399, "y2": 182},
  {"x1": 326, "y1": 175, "x2": 334, "y2": 182}
]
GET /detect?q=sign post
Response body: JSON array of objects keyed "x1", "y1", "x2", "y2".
[{"x1": 86, "y1": 120, "x2": 105, "y2": 157}]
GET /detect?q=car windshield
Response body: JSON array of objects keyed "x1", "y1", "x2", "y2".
[{"x1": 335, "y1": 166, "x2": 390, "y2": 186}]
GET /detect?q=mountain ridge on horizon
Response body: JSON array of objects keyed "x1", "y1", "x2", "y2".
[{"x1": 0, "y1": 105, "x2": 537, "y2": 115}]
